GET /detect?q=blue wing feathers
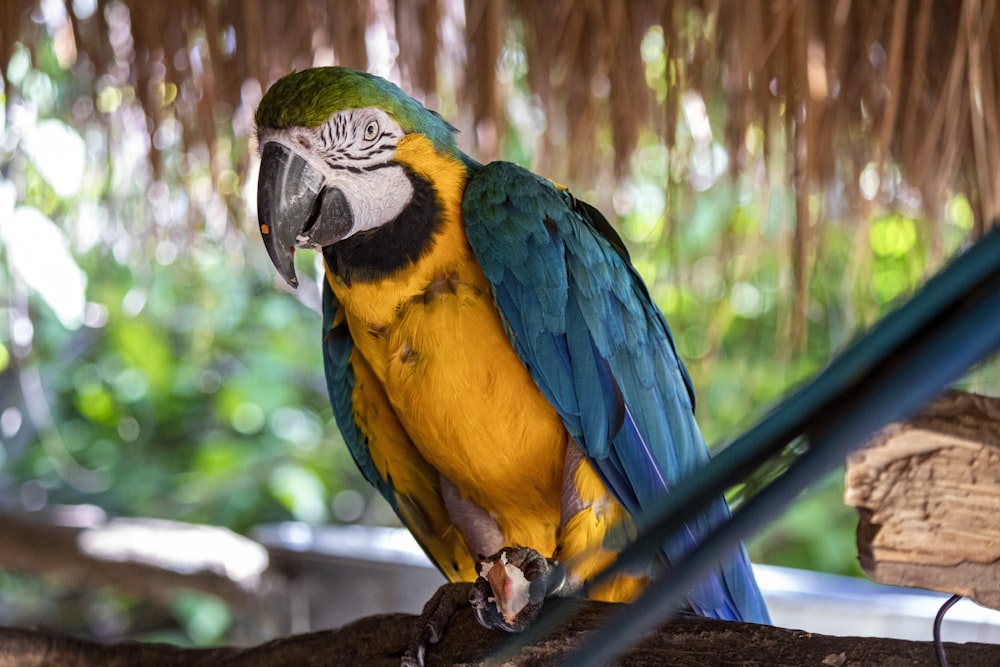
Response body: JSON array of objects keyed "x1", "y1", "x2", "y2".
[{"x1": 463, "y1": 160, "x2": 770, "y2": 624}]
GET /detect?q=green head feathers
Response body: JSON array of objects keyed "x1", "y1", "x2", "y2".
[{"x1": 255, "y1": 67, "x2": 458, "y2": 151}]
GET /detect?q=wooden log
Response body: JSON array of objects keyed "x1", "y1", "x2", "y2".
[
  {"x1": 2, "y1": 602, "x2": 999, "y2": 666},
  {"x1": 845, "y1": 390, "x2": 1000, "y2": 610}
]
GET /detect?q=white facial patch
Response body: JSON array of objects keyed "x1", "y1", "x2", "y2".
[{"x1": 333, "y1": 164, "x2": 413, "y2": 236}]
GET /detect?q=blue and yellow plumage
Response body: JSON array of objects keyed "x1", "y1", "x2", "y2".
[{"x1": 255, "y1": 66, "x2": 769, "y2": 626}]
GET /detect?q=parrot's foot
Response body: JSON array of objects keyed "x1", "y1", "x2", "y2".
[
  {"x1": 471, "y1": 546, "x2": 565, "y2": 633},
  {"x1": 402, "y1": 582, "x2": 474, "y2": 667}
]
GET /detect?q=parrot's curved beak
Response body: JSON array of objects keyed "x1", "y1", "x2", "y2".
[{"x1": 257, "y1": 142, "x2": 354, "y2": 288}]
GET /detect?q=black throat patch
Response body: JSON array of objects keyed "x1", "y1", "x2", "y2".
[{"x1": 323, "y1": 168, "x2": 441, "y2": 284}]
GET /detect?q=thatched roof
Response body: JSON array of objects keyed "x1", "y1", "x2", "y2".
[{"x1": 3, "y1": 0, "x2": 997, "y2": 232}]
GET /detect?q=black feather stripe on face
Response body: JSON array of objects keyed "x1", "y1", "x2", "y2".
[{"x1": 323, "y1": 168, "x2": 441, "y2": 284}]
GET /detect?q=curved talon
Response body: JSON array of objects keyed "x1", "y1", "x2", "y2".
[{"x1": 400, "y1": 652, "x2": 423, "y2": 667}]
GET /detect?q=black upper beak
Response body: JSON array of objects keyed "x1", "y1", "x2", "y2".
[{"x1": 257, "y1": 142, "x2": 354, "y2": 288}]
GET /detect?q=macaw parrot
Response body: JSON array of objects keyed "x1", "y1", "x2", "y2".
[{"x1": 254, "y1": 67, "x2": 770, "y2": 634}]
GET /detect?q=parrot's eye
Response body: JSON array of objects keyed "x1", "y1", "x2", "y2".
[{"x1": 363, "y1": 120, "x2": 379, "y2": 141}]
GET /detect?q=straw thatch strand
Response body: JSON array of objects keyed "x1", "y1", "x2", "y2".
[{"x1": 3, "y1": 0, "x2": 997, "y2": 249}]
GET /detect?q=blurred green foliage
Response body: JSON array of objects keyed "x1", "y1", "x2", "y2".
[
  {"x1": 1, "y1": 35, "x2": 375, "y2": 539},
  {"x1": 1, "y1": 12, "x2": 998, "y2": 645}
]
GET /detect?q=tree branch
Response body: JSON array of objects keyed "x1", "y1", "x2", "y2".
[{"x1": 2, "y1": 601, "x2": 999, "y2": 666}]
